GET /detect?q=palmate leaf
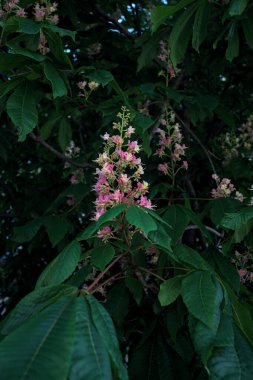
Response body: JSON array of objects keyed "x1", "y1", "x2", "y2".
[
  {"x1": 0, "y1": 296, "x2": 76, "y2": 380},
  {"x1": 69, "y1": 297, "x2": 112, "y2": 380},
  {"x1": 36, "y1": 240, "x2": 81, "y2": 288},
  {"x1": 6, "y1": 81, "x2": 38, "y2": 141}
]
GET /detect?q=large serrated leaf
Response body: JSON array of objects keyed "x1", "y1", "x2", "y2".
[
  {"x1": 169, "y1": 3, "x2": 198, "y2": 67},
  {"x1": 126, "y1": 205, "x2": 157, "y2": 236},
  {"x1": 7, "y1": 82, "x2": 38, "y2": 141},
  {"x1": 43, "y1": 61, "x2": 68, "y2": 98},
  {"x1": 87, "y1": 295, "x2": 129, "y2": 380},
  {"x1": 0, "y1": 296, "x2": 76, "y2": 380},
  {"x1": 192, "y1": 1, "x2": 210, "y2": 52},
  {"x1": 69, "y1": 297, "x2": 112, "y2": 380},
  {"x1": 182, "y1": 271, "x2": 223, "y2": 329},
  {"x1": 36, "y1": 240, "x2": 81, "y2": 288}
]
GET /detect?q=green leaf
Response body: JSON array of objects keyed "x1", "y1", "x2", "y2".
[
  {"x1": 174, "y1": 244, "x2": 210, "y2": 270},
  {"x1": 44, "y1": 215, "x2": 73, "y2": 247},
  {"x1": 0, "y1": 296, "x2": 76, "y2": 380},
  {"x1": 3, "y1": 16, "x2": 42, "y2": 34},
  {"x1": 36, "y1": 240, "x2": 81, "y2": 288},
  {"x1": 151, "y1": 0, "x2": 195, "y2": 33},
  {"x1": 242, "y1": 16, "x2": 253, "y2": 49},
  {"x1": 210, "y1": 198, "x2": 237, "y2": 226},
  {"x1": 7, "y1": 44, "x2": 46, "y2": 62},
  {"x1": 221, "y1": 207, "x2": 253, "y2": 233},
  {"x1": 229, "y1": 0, "x2": 249, "y2": 16},
  {"x1": 148, "y1": 223, "x2": 172, "y2": 253},
  {"x1": 69, "y1": 297, "x2": 112, "y2": 380},
  {"x1": 58, "y1": 118, "x2": 72, "y2": 151},
  {"x1": 12, "y1": 218, "x2": 44, "y2": 243},
  {"x1": 1, "y1": 285, "x2": 75, "y2": 336},
  {"x1": 234, "y1": 325, "x2": 253, "y2": 380},
  {"x1": 126, "y1": 205, "x2": 157, "y2": 236},
  {"x1": 226, "y1": 23, "x2": 239, "y2": 62},
  {"x1": 43, "y1": 61, "x2": 68, "y2": 98},
  {"x1": 182, "y1": 271, "x2": 223, "y2": 329},
  {"x1": 163, "y1": 205, "x2": 189, "y2": 244},
  {"x1": 77, "y1": 204, "x2": 125, "y2": 241},
  {"x1": 208, "y1": 346, "x2": 240, "y2": 380},
  {"x1": 213, "y1": 253, "x2": 240, "y2": 294},
  {"x1": 7, "y1": 82, "x2": 38, "y2": 141},
  {"x1": 169, "y1": 3, "x2": 198, "y2": 67},
  {"x1": 159, "y1": 276, "x2": 182, "y2": 306},
  {"x1": 98, "y1": 204, "x2": 127, "y2": 227},
  {"x1": 125, "y1": 278, "x2": 143, "y2": 305},
  {"x1": 90, "y1": 244, "x2": 116, "y2": 271},
  {"x1": 0, "y1": 78, "x2": 24, "y2": 99},
  {"x1": 85, "y1": 70, "x2": 114, "y2": 86},
  {"x1": 87, "y1": 295, "x2": 129, "y2": 380},
  {"x1": 192, "y1": 1, "x2": 210, "y2": 52},
  {"x1": 45, "y1": 24, "x2": 76, "y2": 40}
]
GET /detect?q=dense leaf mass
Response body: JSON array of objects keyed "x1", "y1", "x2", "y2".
[{"x1": 0, "y1": 0, "x2": 253, "y2": 379}]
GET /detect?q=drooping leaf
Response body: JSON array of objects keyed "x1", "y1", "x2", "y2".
[
  {"x1": 0, "y1": 296, "x2": 76, "y2": 380},
  {"x1": 226, "y1": 22, "x2": 239, "y2": 62},
  {"x1": 192, "y1": 1, "x2": 210, "y2": 52},
  {"x1": 43, "y1": 215, "x2": 73, "y2": 247},
  {"x1": 90, "y1": 244, "x2": 116, "y2": 271},
  {"x1": 87, "y1": 295, "x2": 129, "y2": 380},
  {"x1": 7, "y1": 81, "x2": 38, "y2": 141},
  {"x1": 43, "y1": 61, "x2": 68, "y2": 98},
  {"x1": 69, "y1": 297, "x2": 112, "y2": 380},
  {"x1": 36, "y1": 240, "x2": 81, "y2": 288},
  {"x1": 151, "y1": 0, "x2": 195, "y2": 33},
  {"x1": 12, "y1": 217, "x2": 44, "y2": 243},
  {"x1": 158, "y1": 276, "x2": 183, "y2": 306},
  {"x1": 182, "y1": 271, "x2": 223, "y2": 329},
  {"x1": 58, "y1": 118, "x2": 72, "y2": 151},
  {"x1": 229, "y1": 0, "x2": 249, "y2": 16},
  {"x1": 169, "y1": 3, "x2": 198, "y2": 67},
  {"x1": 126, "y1": 205, "x2": 157, "y2": 235},
  {"x1": 1, "y1": 285, "x2": 76, "y2": 336}
]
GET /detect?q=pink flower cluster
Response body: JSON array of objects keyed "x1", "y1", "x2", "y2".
[
  {"x1": 156, "y1": 111, "x2": 188, "y2": 178},
  {"x1": 93, "y1": 107, "x2": 153, "y2": 240},
  {"x1": 0, "y1": 0, "x2": 26, "y2": 18},
  {"x1": 34, "y1": 2, "x2": 59, "y2": 24},
  {"x1": 0, "y1": 1, "x2": 59, "y2": 23},
  {"x1": 211, "y1": 174, "x2": 244, "y2": 202},
  {"x1": 158, "y1": 40, "x2": 175, "y2": 79}
]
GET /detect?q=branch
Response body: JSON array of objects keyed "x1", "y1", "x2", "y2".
[
  {"x1": 29, "y1": 133, "x2": 93, "y2": 169},
  {"x1": 90, "y1": 2, "x2": 133, "y2": 38},
  {"x1": 87, "y1": 252, "x2": 127, "y2": 292}
]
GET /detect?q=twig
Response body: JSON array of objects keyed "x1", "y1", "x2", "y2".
[
  {"x1": 186, "y1": 224, "x2": 224, "y2": 238},
  {"x1": 90, "y1": 2, "x2": 132, "y2": 38},
  {"x1": 137, "y1": 267, "x2": 165, "y2": 282},
  {"x1": 87, "y1": 252, "x2": 127, "y2": 292},
  {"x1": 29, "y1": 132, "x2": 93, "y2": 169}
]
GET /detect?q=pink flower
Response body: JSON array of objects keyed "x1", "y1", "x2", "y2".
[
  {"x1": 111, "y1": 190, "x2": 124, "y2": 203},
  {"x1": 125, "y1": 126, "x2": 135, "y2": 137},
  {"x1": 138, "y1": 196, "x2": 153, "y2": 209},
  {"x1": 93, "y1": 208, "x2": 106, "y2": 221},
  {"x1": 102, "y1": 132, "x2": 110, "y2": 140},
  {"x1": 66, "y1": 193, "x2": 75, "y2": 206},
  {"x1": 118, "y1": 174, "x2": 129, "y2": 186},
  {"x1": 97, "y1": 226, "x2": 113, "y2": 240},
  {"x1": 16, "y1": 8, "x2": 26, "y2": 17},
  {"x1": 182, "y1": 161, "x2": 188, "y2": 169},
  {"x1": 34, "y1": 4, "x2": 46, "y2": 21},
  {"x1": 78, "y1": 81, "x2": 87, "y2": 90},
  {"x1": 101, "y1": 162, "x2": 114, "y2": 175},
  {"x1": 112, "y1": 135, "x2": 123, "y2": 145},
  {"x1": 158, "y1": 163, "x2": 168, "y2": 174}
]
